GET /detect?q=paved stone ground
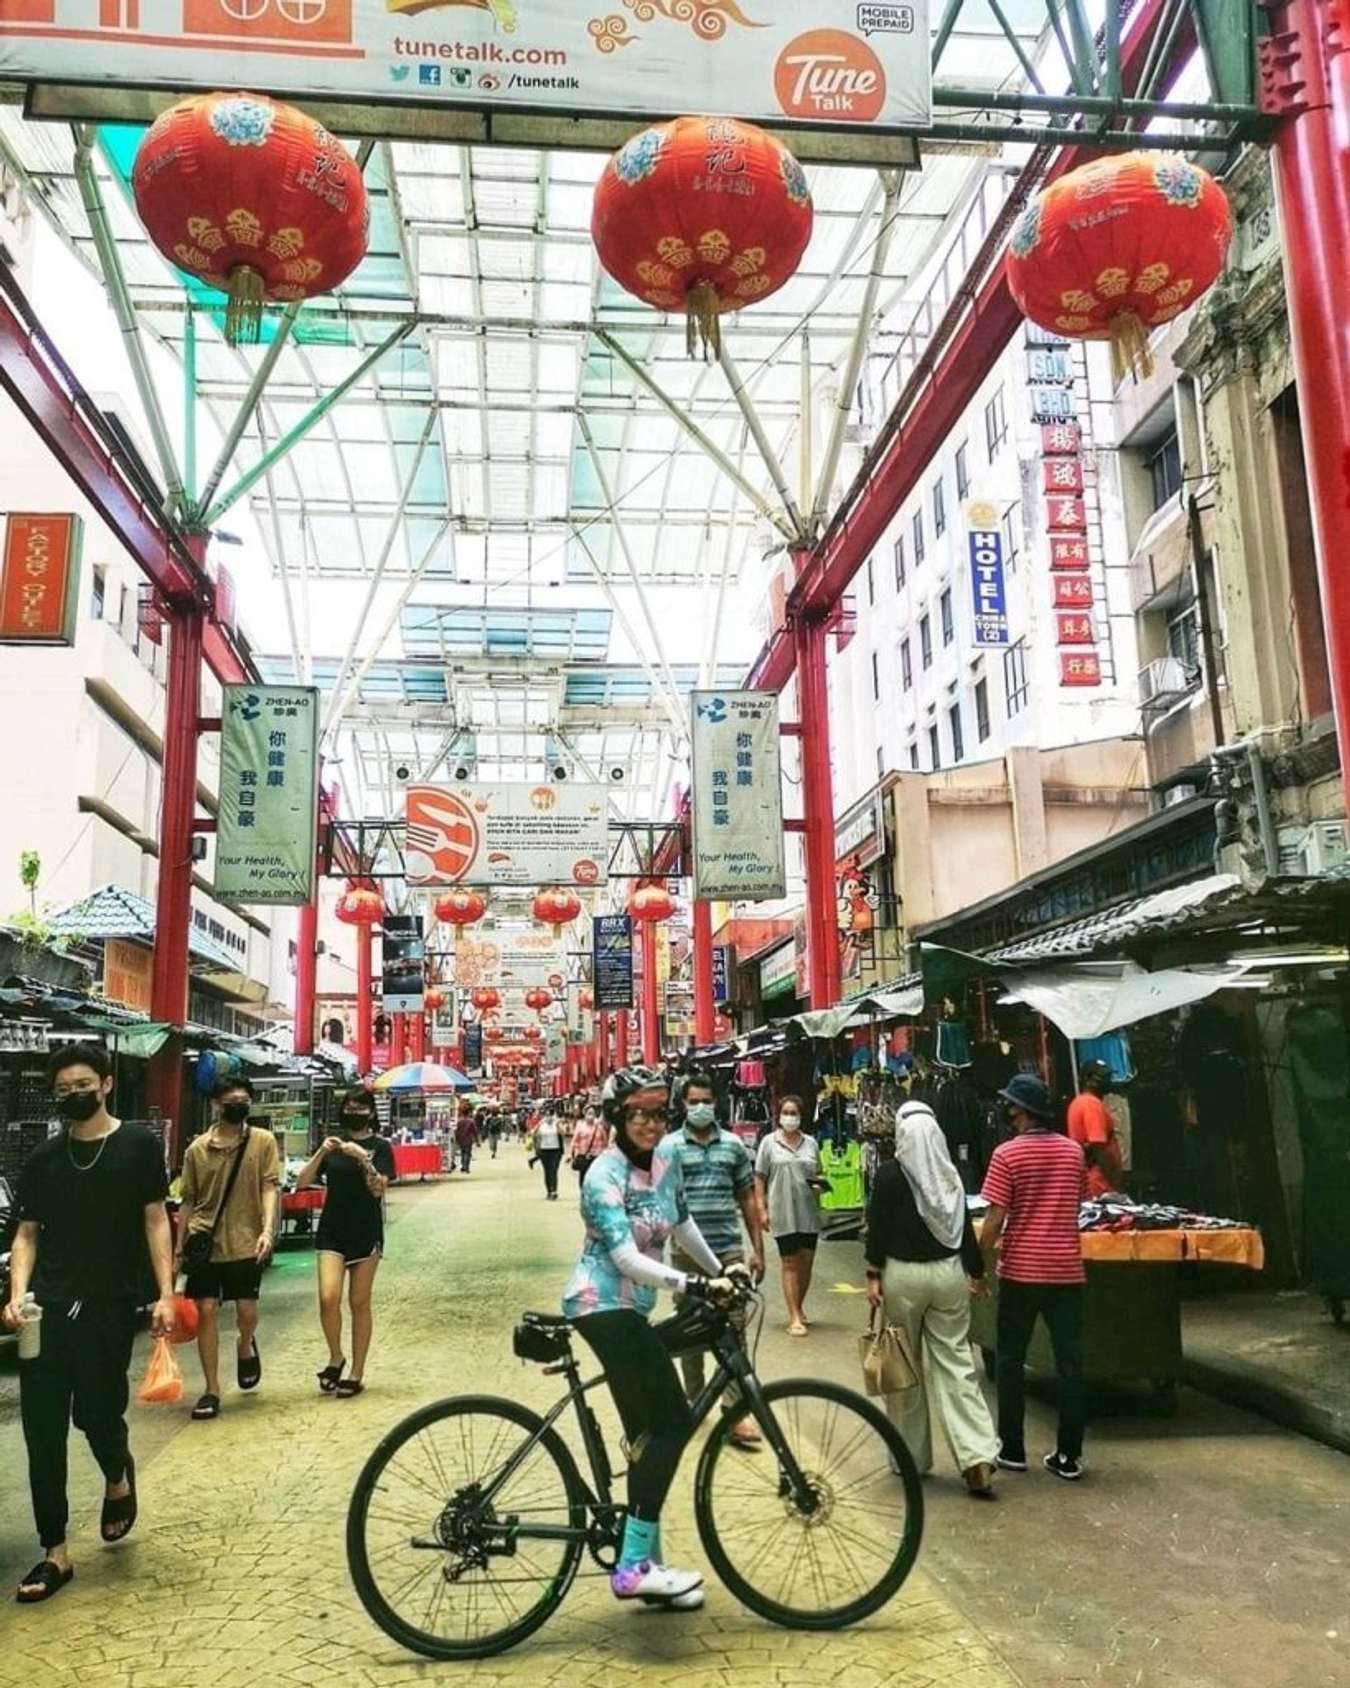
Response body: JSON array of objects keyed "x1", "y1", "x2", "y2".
[{"x1": 1, "y1": 1147, "x2": 1347, "y2": 1688}]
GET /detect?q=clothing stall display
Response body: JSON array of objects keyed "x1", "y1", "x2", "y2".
[{"x1": 819, "y1": 1140, "x2": 864, "y2": 1211}]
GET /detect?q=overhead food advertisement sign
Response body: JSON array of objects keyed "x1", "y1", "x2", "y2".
[
  {"x1": 406, "y1": 783, "x2": 607, "y2": 889},
  {"x1": 0, "y1": 513, "x2": 82, "y2": 645},
  {"x1": 216, "y1": 684, "x2": 319, "y2": 905},
  {"x1": 593, "y1": 914, "x2": 634, "y2": 1012},
  {"x1": 690, "y1": 691, "x2": 786, "y2": 901},
  {"x1": 452, "y1": 924, "x2": 567, "y2": 989},
  {"x1": 0, "y1": 2, "x2": 931, "y2": 147}
]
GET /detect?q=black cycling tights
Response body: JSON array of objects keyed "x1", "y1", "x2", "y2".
[{"x1": 573, "y1": 1309, "x2": 694, "y2": 1520}]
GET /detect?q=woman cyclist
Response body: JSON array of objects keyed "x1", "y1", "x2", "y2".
[{"x1": 562, "y1": 1065, "x2": 741, "y2": 1610}]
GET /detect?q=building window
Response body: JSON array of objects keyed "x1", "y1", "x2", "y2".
[
  {"x1": 900, "y1": 637, "x2": 913, "y2": 691},
  {"x1": 985, "y1": 385, "x2": 1008, "y2": 460},
  {"x1": 1167, "y1": 600, "x2": 1201, "y2": 675},
  {"x1": 955, "y1": 442, "x2": 970, "y2": 501},
  {"x1": 932, "y1": 475, "x2": 946, "y2": 537},
  {"x1": 1003, "y1": 637, "x2": 1030, "y2": 716},
  {"x1": 876, "y1": 744, "x2": 886, "y2": 780},
  {"x1": 920, "y1": 614, "x2": 933, "y2": 669},
  {"x1": 91, "y1": 567, "x2": 106, "y2": 621},
  {"x1": 1148, "y1": 427, "x2": 1183, "y2": 511},
  {"x1": 928, "y1": 724, "x2": 941, "y2": 770},
  {"x1": 940, "y1": 587, "x2": 954, "y2": 647},
  {"x1": 866, "y1": 556, "x2": 875, "y2": 606},
  {"x1": 975, "y1": 677, "x2": 991, "y2": 742},
  {"x1": 871, "y1": 649, "x2": 880, "y2": 701},
  {"x1": 912, "y1": 509, "x2": 925, "y2": 565},
  {"x1": 893, "y1": 533, "x2": 906, "y2": 590},
  {"x1": 949, "y1": 702, "x2": 964, "y2": 763},
  {"x1": 1001, "y1": 505, "x2": 1021, "y2": 573},
  {"x1": 909, "y1": 740, "x2": 920, "y2": 769}
]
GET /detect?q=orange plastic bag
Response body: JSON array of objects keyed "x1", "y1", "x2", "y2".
[
  {"x1": 169, "y1": 1294, "x2": 199, "y2": 1346},
  {"x1": 137, "y1": 1335, "x2": 183, "y2": 1405}
]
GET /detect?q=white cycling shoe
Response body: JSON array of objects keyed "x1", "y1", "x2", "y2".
[
  {"x1": 610, "y1": 1560, "x2": 704, "y2": 1603},
  {"x1": 641, "y1": 1585, "x2": 706, "y2": 1612}
]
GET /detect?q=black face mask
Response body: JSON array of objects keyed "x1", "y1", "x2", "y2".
[
  {"x1": 220, "y1": 1102, "x2": 251, "y2": 1125},
  {"x1": 58, "y1": 1091, "x2": 103, "y2": 1124},
  {"x1": 342, "y1": 1112, "x2": 375, "y2": 1131}
]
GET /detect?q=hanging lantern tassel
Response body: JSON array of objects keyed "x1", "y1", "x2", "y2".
[
  {"x1": 1108, "y1": 309, "x2": 1154, "y2": 384},
  {"x1": 686, "y1": 279, "x2": 723, "y2": 362},
  {"x1": 225, "y1": 264, "x2": 267, "y2": 346}
]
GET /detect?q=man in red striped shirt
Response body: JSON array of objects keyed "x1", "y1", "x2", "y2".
[{"x1": 980, "y1": 1074, "x2": 1088, "y2": 1481}]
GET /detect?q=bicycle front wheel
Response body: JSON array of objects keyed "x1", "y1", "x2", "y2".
[
  {"x1": 694, "y1": 1378, "x2": 923, "y2": 1629},
  {"x1": 346, "y1": 1395, "x2": 587, "y2": 1661}
]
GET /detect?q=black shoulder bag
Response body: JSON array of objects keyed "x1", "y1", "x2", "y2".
[{"x1": 180, "y1": 1128, "x2": 251, "y2": 1274}]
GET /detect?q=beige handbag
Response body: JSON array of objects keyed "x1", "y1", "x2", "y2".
[{"x1": 857, "y1": 1309, "x2": 920, "y2": 1397}]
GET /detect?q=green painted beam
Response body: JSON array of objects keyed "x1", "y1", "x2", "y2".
[{"x1": 1192, "y1": 0, "x2": 1258, "y2": 107}]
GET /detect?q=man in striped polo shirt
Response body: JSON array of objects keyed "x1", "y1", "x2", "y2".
[
  {"x1": 667, "y1": 1072, "x2": 765, "y2": 1450},
  {"x1": 980, "y1": 1074, "x2": 1089, "y2": 1481}
]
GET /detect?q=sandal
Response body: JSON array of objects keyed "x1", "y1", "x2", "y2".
[
  {"x1": 16, "y1": 1560, "x2": 74, "y2": 1604},
  {"x1": 191, "y1": 1393, "x2": 221, "y2": 1420},
  {"x1": 100, "y1": 1454, "x2": 137, "y2": 1543},
  {"x1": 786, "y1": 1321, "x2": 808, "y2": 1338},
  {"x1": 317, "y1": 1360, "x2": 346, "y2": 1394},
  {"x1": 334, "y1": 1378, "x2": 365, "y2": 1398},
  {"x1": 237, "y1": 1339, "x2": 261, "y2": 1392}
]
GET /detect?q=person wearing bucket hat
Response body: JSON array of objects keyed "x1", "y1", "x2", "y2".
[{"x1": 981, "y1": 1071, "x2": 1089, "y2": 1482}]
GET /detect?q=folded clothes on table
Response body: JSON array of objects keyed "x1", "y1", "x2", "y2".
[{"x1": 1078, "y1": 1197, "x2": 1247, "y2": 1233}]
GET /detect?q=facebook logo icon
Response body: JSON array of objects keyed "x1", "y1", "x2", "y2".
[{"x1": 419, "y1": 64, "x2": 442, "y2": 86}]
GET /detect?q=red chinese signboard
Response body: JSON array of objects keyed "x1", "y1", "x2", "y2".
[
  {"x1": 1046, "y1": 495, "x2": 1087, "y2": 532},
  {"x1": 1041, "y1": 422, "x2": 1081, "y2": 456},
  {"x1": 1050, "y1": 536, "x2": 1091, "y2": 571},
  {"x1": 1042, "y1": 457, "x2": 1084, "y2": 495},
  {"x1": 1060, "y1": 652, "x2": 1103, "y2": 687},
  {"x1": 0, "y1": 514, "x2": 82, "y2": 644},
  {"x1": 1055, "y1": 612, "x2": 1096, "y2": 645},
  {"x1": 1053, "y1": 575, "x2": 1094, "y2": 608}
]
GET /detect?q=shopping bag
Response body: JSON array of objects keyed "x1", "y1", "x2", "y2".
[
  {"x1": 169, "y1": 1294, "x2": 199, "y2": 1346},
  {"x1": 137, "y1": 1335, "x2": 184, "y2": 1405},
  {"x1": 857, "y1": 1311, "x2": 920, "y2": 1397}
]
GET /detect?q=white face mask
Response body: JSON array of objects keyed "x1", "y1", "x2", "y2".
[
  {"x1": 685, "y1": 1102, "x2": 716, "y2": 1130},
  {"x1": 780, "y1": 1113, "x2": 801, "y2": 1131}
]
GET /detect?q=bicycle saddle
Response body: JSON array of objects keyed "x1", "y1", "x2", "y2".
[{"x1": 513, "y1": 1311, "x2": 573, "y2": 1363}]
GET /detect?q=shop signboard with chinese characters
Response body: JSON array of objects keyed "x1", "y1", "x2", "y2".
[
  {"x1": 690, "y1": 691, "x2": 786, "y2": 900},
  {"x1": 462, "y1": 1018, "x2": 483, "y2": 1074},
  {"x1": 452, "y1": 924, "x2": 566, "y2": 989},
  {"x1": 0, "y1": 513, "x2": 82, "y2": 644},
  {"x1": 593, "y1": 914, "x2": 634, "y2": 1011},
  {"x1": 1027, "y1": 339, "x2": 1102, "y2": 688},
  {"x1": 382, "y1": 913, "x2": 425, "y2": 1013},
  {"x1": 101, "y1": 938, "x2": 153, "y2": 1014},
  {"x1": 405, "y1": 783, "x2": 607, "y2": 888},
  {"x1": 711, "y1": 944, "x2": 731, "y2": 1005},
  {"x1": 0, "y1": 2, "x2": 932, "y2": 154},
  {"x1": 216, "y1": 685, "x2": 319, "y2": 903},
  {"x1": 964, "y1": 503, "x2": 1009, "y2": 646}
]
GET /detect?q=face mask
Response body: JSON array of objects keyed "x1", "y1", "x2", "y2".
[
  {"x1": 58, "y1": 1091, "x2": 103, "y2": 1124},
  {"x1": 220, "y1": 1102, "x2": 250, "y2": 1125},
  {"x1": 780, "y1": 1114, "x2": 801, "y2": 1131},
  {"x1": 686, "y1": 1102, "x2": 715, "y2": 1130},
  {"x1": 342, "y1": 1112, "x2": 373, "y2": 1130}
]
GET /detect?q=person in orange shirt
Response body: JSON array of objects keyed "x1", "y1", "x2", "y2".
[{"x1": 1066, "y1": 1060, "x2": 1124, "y2": 1198}]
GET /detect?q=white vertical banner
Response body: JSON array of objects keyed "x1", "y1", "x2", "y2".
[{"x1": 690, "y1": 691, "x2": 786, "y2": 900}]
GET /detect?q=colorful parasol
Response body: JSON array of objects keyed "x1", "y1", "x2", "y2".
[{"x1": 372, "y1": 1061, "x2": 473, "y2": 1093}]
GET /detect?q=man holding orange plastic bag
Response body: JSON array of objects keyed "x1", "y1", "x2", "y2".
[{"x1": 0, "y1": 1044, "x2": 175, "y2": 1605}]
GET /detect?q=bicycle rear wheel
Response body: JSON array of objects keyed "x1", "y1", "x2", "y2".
[
  {"x1": 694, "y1": 1378, "x2": 923, "y2": 1629},
  {"x1": 347, "y1": 1395, "x2": 587, "y2": 1660}
]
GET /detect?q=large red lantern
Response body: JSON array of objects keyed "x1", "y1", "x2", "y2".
[
  {"x1": 132, "y1": 92, "x2": 369, "y2": 345},
  {"x1": 471, "y1": 988, "x2": 501, "y2": 1014},
  {"x1": 423, "y1": 987, "x2": 446, "y2": 1013},
  {"x1": 524, "y1": 987, "x2": 553, "y2": 1013},
  {"x1": 629, "y1": 882, "x2": 675, "y2": 924},
  {"x1": 335, "y1": 886, "x2": 382, "y2": 926},
  {"x1": 1006, "y1": 153, "x2": 1233, "y2": 381},
  {"x1": 592, "y1": 115, "x2": 813, "y2": 359},
  {"x1": 533, "y1": 887, "x2": 582, "y2": 936},
  {"x1": 435, "y1": 890, "x2": 487, "y2": 929}
]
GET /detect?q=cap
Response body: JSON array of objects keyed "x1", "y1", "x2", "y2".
[
  {"x1": 1080, "y1": 1059, "x2": 1113, "y2": 1085},
  {"x1": 998, "y1": 1072, "x2": 1055, "y2": 1119}
]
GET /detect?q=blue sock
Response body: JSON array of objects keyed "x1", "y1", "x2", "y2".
[{"x1": 618, "y1": 1514, "x2": 658, "y2": 1570}]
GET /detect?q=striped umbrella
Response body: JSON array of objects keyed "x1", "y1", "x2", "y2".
[{"x1": 371, "y1": 1061, "x2": 473, "y2": 1094}]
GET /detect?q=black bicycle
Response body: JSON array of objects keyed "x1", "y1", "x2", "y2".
[{"x1": 346, "y1": 1285, "x2": 924, "y2": 1659}]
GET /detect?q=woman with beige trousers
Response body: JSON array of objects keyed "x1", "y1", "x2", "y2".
[{"x1": 864, "y1": 1101, "x2": 998, "y2": 1498}]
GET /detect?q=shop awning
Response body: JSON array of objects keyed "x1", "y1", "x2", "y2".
[
  {"x1": 793, "y1": 980, "x2": 925, "y2": 1040},
  {"x1": 996, "y1": 961, "x2": 1240, "y2": 1041}
]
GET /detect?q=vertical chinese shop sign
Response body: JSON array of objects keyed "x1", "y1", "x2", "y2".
[
  {"x1": 0, "y1": 514, "x2": 83, "y2": 644},
  {"x1": 690, "y1": 691, "x2": 786, "y2": 901},
  {"x1": 216, "y1": 685, "x2": 320, "y2": 904}
]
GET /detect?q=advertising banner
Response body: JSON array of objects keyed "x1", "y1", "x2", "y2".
[
  {"x1": 836, "y1": 788, "x2": 886, "y2": 870},
  {"x1": 382, "y1": 913, "x2": 425, "y2": 1013},
  {"x1": 690, "y1": 690, "x2": 786, "y2": 901},
  {"x1": 406, "y1": 782, "x2": 607, "y2": 888},
  {"x1": 430, "y1": 994, "x2": 458, "y2": 1046},
  {"x1": 102, "y1": 938, "x2": 153, "y2": 1014},
  {"x1": 966, "y1": 518, "x2": 1009, "y2": 647},
  {"x1": 462, "y1": 1018, "x2": 483, "y2": 1074},
  {"x1": 664, "y1": 979, "x2": 693, "y2": 1041},
  {"x1": 452, "y1": 924, "x2": 566, "y2": 989},
  {"x1": 593, "y1": 914, "x2": 634, "y2": 1011},
  {"x1": 711, "y1": 944, "x2": 730, "y2": 1006},
  {"x1": 0, "y1": 513, "x2": 81, "y2": 644},
  {"x1": 216, "y1": 684, "x2": 319, "y2": 904},
  {"x1": 0, "y1": 2, "x2": 932, "y2": 148}
]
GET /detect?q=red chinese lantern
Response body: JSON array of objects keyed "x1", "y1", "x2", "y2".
[
  {"x1": 132, "y1": 91, "x2": 369, "y2": 345},
  {"x1": 533, "y1": 887, "x2": 582, "y2": 935},
  {"x1": 434, "y1": 889, "x2": 487, "y2": 928},
  {"x1": 524, "y1": 1025, "x2": 543, "y2": 1042},
  {"x1": 591, "y1": 115, "x2": 813, "y2": 360},
  {"x1": 1006, "y1": 153, "x2": 1233, "y2": 381},
  {"x1": 578, "y1": 988, "x2": 594, "y2": 1011},
  {"x1": 471, "y1": 988, "x2": 501, "y2": 1014},
  {"x1": 423, "y1": 987, "x2": 446, "y2": 1013},
  {"x1": 629, "y1": 882, "x2": 675, "y2": 924},
  {"x1": 524, "y1": 987, "x2": 553, "y2": 1013},
  {"x1": 335, "y1": 886, "x2": 382, "y2": 926}
]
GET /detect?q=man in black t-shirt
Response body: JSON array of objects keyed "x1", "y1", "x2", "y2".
[{"x1": 1, "y1": 1044, "x2": 174, "y2": 1604}]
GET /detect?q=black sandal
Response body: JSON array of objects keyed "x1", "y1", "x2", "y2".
[
  {"x1": 237, "y1": 1339, "x2": 261, "y2": 1392},
  {"x1": 16, "y1": 1560, "x2": 74, "y2": 1604},
  {"x1": 191, "y1": 1393, "x2": 221, "y2": 1420},
  {"x1": 317, "y1": 1360, "x2": 346, "y2": 1394},
  {"x1": 100, "y1": 1454, "x2": 137, "y2": 1543},
  {"x1": 334, "y1": 1378, "x2": 365, "y2": 1398}
]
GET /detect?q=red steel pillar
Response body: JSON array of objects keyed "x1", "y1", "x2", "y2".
[
  {"x1": 410, "y1": 1010, "x2": 426, "y2": 1063},
  {"x1": 793, "y1": 614, "x2": 841, "y2": 1009},
  {"x1": 615, "y1": 1008, "x2": 630, "y2": 1066},
  {"x1": 692, "y1": 899, "x2": 716, "y2": 1046},
  {"x1": 640, "y1": 924, "x2": 660, "y2": 1064},
  {"x1": 594, "y1": 1010, "x2": 607, "y2": 1079},
  {"x1": 147, "y1": 596, "x2": 204, "y2": 1153},
  {"x1": 391, "y1": 1011, "x2": 407, "y2": 1067},
  {"x1": 355, "y1": 925, "x2": 373, "y2": 1071},
  {"x1": 294, "y1": 897, "x2": 318, "y2": 1057},
  {"x1": 1268, "y1": 0, "x2": 1350, "y2": 781}
]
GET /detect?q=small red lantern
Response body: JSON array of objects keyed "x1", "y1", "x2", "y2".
[
  {"x1": 335, "y1": 886, "x2": 382, "y2": 926},
  {"x1": 471, "y1": 988, "x2": 501, "y2": 1014},
  {"x1": 132, "y1": 91, "x2": 369, "y2": 345},
  {"x1": 524, "y1": 1025, "x2": 542, "y2": 1042},
  {"x1": 524, "y1": 987, "x2": 553, "y2": 1013},
  {"x1": 533, "y1": 887, "x2": 582, "y2": 935},
  {"x1": 1007, "y1": 153, "x2": 1233, "y2": 381},
  {"x1": 629, "y1": 882, "x2": 675, "y2": 924},
  {"x1": 435, "y1": 890, "x2": 487, "y2": 928},
  {"x1": 423, "y1": 987, "x2": 446, "y2": 1013},
  {"x1": 578, "y1": 988, "x2": 594, "y2": 1011},
  {"x1": 592, "y1": 115, "x2": 813, "y2": 360}
]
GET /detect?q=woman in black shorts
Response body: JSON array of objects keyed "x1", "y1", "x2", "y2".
[{"x1": 296, "y1": 1088, "x2": 395, "y2": 1397}]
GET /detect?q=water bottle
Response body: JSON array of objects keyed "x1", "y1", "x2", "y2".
[{"x1": 17, "y1": 1293, "x2": 42, "y2": 1361}]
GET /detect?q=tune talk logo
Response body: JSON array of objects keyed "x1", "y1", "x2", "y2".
[{"x1": 774, "y1": 28, "x2": 886, "y2": 122}]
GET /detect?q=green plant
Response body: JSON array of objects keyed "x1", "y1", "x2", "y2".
[{"x1": 19, "y1": 850, "x2": 40, "y2": 920}]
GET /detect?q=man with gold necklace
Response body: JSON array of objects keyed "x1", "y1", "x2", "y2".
[{"x1": 2, "y1": 1043, "x2": 174, "y2": 1604}]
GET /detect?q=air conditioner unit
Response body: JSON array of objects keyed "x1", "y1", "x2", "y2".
[
  {"x1": 1162, "y1": 782, "x2": 1200, "y2": 808},
  {"x1": 1276, "y1": 820, "x2": 1348, "y2": 877},
  {"x1": 1138, "y1": 656, "x2": 1197, "y2": 709}
]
